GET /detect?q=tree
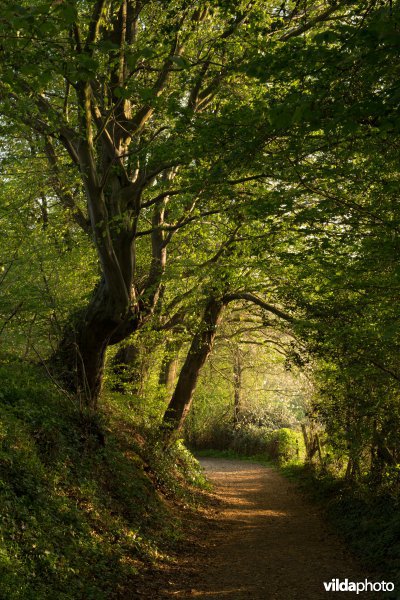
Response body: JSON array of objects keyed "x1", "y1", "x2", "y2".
[
  {"x1": 183, "y1": 303, "x2": 307, "y2": 449},
  {"x1": 0, "y1": 0, "x2": 352, "y2": 408},
  {"x1": 163, "y1": 289, "x2": 294, "y2": 433},
  {"x1": 240, "y1": 0, "x2": 400, "y2": 481}
]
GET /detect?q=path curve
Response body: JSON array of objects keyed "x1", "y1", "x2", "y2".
[{"x1": 166, "y1": 458, "x2": 378, "y2": 599}]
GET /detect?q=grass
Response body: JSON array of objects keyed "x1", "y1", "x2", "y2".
[
  {"x1": 0, "y1": 358, "x2": 207, "y2": 599},
  {"x1": 194, "y1": 447, "x2": 275, "y2": 467}
]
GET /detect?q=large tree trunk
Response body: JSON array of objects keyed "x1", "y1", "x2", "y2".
[
  {"x1": 51, "y1": 278, "x2": 137, "y2": 409},
  {"x1": 162, "y1": 297, "x2": 225, "y2": 433},
  {"x1": 51, "y1": 211, "x2": 139, "y2": 408},
  {"x1": 48, "y1": 124, "x2": 140, "y2": 408},
  {"x1": 51, "y1": 197, "x2": 167, "y2": 407},
  {"x1": 109, "y1": 197, "x2": 170, "y2": 392}
]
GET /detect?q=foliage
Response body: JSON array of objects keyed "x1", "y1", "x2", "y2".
[
  {"x1": 0, "y1": 146, "x2": 98, "y2": 358},
  {"x1": 185, "y1": 312, "x2": 308, "y2": 452},
  {"x1": 233, "y1": 0, "x2": 400, "y2": 490},
  {"x1": 264, "y1": 428, "x2": 305, "y2": 465},
  {"x1": 189, "y1": 417, "x2": 305, "y2": 465}
]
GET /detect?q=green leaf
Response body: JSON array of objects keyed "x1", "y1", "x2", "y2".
[{"x1": 170, "y1": 55, "x2": 191, "y2": 70}]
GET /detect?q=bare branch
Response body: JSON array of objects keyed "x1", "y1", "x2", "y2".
[
  {"x1": 135, "y1": 208, "x2": 220, "y2": 239},
  {"x1": 129, "y1": 34, "x2": 181, "y2": 135},
  {"x1": 0, "y1": 302, "x2": 23, "y2": 338},
  {"x1": 141, "y1": 188, "x2": 185, "y2": 209}
]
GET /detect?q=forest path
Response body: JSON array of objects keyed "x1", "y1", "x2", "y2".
[{"x1": 163, "y1": 458, "x2": 378, "y2": 600}]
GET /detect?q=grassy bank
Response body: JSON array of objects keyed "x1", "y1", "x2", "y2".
[{"x1": 0, "y1": 359, "x2": 207, "y2": 599}]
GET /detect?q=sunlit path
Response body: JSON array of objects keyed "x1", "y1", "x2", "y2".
[{"x1": 164, "y1": 459, "x2": 378, "y2": 600}]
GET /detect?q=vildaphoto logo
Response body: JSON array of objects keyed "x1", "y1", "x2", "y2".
[{"x1": 323, "y1": 579, "x2": 395, "y2": 594}]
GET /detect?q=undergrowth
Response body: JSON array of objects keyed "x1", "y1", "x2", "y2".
[{"x1": 0, "y1": 358, "x2": 207, "y2": 600}]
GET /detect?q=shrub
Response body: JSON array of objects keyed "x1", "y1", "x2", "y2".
[{"x1": 265, "y1": 428, "x2": 305, "y2": 465}]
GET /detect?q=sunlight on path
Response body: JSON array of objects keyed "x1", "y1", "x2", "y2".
[{"x1": 165, "y1": 459, "x2": 378, "y2": 600}]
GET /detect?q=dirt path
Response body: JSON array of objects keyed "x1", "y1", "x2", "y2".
[{"x1": 164, "y1": 458, "x2": 381, "y2": 600}]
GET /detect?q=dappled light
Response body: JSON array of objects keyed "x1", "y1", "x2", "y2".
[{"x1": 163, "y1": 459, "x2": 376, "y2": 599}]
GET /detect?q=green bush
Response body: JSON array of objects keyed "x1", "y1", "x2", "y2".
[
  {"x1": 285, "y1": 466, "x2": 400, "y2": 593},
  {"x1": 188, "y1": 419, "x2": 305, "y2": 465},
  {"x1": 265, "y1": 428, "x2": 305, "y2": 465},
  {"x1": 230, "y1": 424, "x2": 271, "y2": 456}
]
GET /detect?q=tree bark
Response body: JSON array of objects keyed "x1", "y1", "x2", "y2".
[
  {"x1": 162, "y1": 297, "x2": 225, "y2": 433},
  {"x1": 51, "y1": 278, "x2": 138, "y2": 409},
  {"x1": 109, "y1": 189, "x2": 172, "y2": 392},
  {"x1": 233, "y1": 349, "x2": 242, "y2": 428},
  {"x1": 159, "y1": 337, "x2": 182, "y2": 394}
]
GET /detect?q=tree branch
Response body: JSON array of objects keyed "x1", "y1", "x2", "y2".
[
  {"x1": 279, "y1": 2, "x2": 344, "y2": 41},
  {"x1": 44, "y1": 138, "x2": 90, "y2": 233},
  {"x1": 85, "y1": 0, "x2": 107, "y2": 51},
  {"x1": 223, "y1": 292, "x2": 294, "y2": 322}
]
